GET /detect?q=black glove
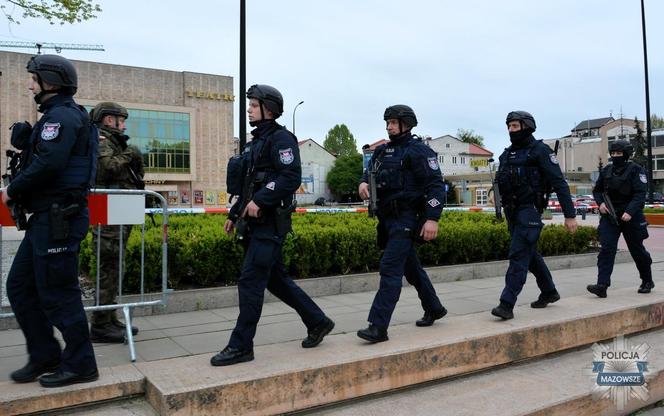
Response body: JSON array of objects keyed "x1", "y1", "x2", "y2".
[{"x1": 10, "y1": 121, "x2": 32, "y2": 150}]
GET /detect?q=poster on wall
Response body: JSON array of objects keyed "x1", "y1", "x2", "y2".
[
  {"x1": 167, "y1": 191, "x2": 178, "y2": 205},
  {"x1": 180, "y1": 190, "x2": 190, "y2": 205},
  {"x1": 218, "y1": 191, "x2": 228, "y2": 205},
  {"x1": 298, "y1": 175, "x2": 314, "y2": 194},
  {"x1": 205, "y1": 191, "x2": 216, "y2": 205},
  {"x1": 194, "y1": 190, "x2": 204, "y2": 204}
]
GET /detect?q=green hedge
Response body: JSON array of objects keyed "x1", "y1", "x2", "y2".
[{"x1": 79, "y1": 212, "x2": 598, "y2": 292}]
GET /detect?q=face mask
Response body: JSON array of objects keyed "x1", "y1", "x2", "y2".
[
  {"x1": 509, "y1": 130, "x2": 530, "y2": 147},
  {"x1": 610, "y1": 156, "x2": 627, "y2": 167}
]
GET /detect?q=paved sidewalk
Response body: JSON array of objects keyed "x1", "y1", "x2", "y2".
[{"x1": 1, "y1": 251, "x2": 662, "y2": 382}]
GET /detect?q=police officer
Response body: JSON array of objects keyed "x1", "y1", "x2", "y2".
[
  {"x1": 587, "y1": 140, "x2": 653, "y2": 298},
  {"x1": 3, "y1": 55, "x2": 99, "y2": 387},
  {"x1": 356, "y1": 105, "x2": 447, "y2": 343},
  {"x1": 211, "y1": 84, "x2": 334, "y2": 366},
  {"x1": 89, "y1": 102, "x2": 144, "y2": 343},
  {"x1": 492, "y1": 111, "x2": 577, "y2": 320}
]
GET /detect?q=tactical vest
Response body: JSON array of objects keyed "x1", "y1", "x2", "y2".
[
  {"x1": 604, "y1": 163, "x2": 638, "y2": 204},
  {"x1": 373, "y1": 140, "x2": 424, "y2": 209},
  {"x1": 496, "y1": 141, "x2": 546, "y2": 208}
]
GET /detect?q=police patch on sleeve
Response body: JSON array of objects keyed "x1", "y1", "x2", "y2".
[
  {"x1": 428, "y1": 198, "x2": 441, "y2": 207},
  {"x1": 640, "y1": 173, "x2": 647, "y2": 184},
  {"x1": 266, "y1": 181, "x2": 276, "y2": 190},
  {"x1": 279, "y1": 148, "x2": 294, "y2": 165},
  {"x1": 549, "y1": 153, "x2": 559, "y2": 164},
  {"x1": 41, "y1": 122, "x2": 61, "y2": 141},
  {"x1": 428, "y1": 157, "x2": 440, "y2": 170}
]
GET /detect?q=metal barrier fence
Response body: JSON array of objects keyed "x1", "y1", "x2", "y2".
[{"x1": 0, "y1": 189, "x2": 169, "y2": 362}]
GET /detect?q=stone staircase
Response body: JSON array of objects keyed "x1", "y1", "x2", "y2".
[{"x1": 2, "y1": 286, "x2": 663, "y2": 415}]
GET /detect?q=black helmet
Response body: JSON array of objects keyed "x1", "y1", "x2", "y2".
[
  {"x1": 26, "y1": 54, "x2": 77, "y2": 92},
  {"x1": 383, "y1": 104, "x2": 418, "y2": 128},
  {"x1": 90, "y1": 102, "x2": 129, "y2": 125},
  {"x1": 247, "y1": 84, "x2": 284, "y2": 118},
  {"x1": 506, "y1": 111, "x2": 536, "y2": 133},
  {"x1": 609, "y1": 139, "x2": 633, "y2": 158}
]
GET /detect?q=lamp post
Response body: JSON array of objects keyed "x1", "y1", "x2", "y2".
[
  {"x1": 239, "y1": 0, "x2": 246, "y2": 150},
  {"x1": 640, "y1": 0, "x2": 654, "y2": 202},
  {"x1": 292, "y1": 100, "x2": 304, "y2": 135}
]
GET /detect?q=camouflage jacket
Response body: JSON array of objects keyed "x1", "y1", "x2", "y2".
[{"x1": 95, "y1": 127, "x2": 145, "y2": 189}]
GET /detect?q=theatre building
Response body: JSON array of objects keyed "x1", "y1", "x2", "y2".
[{"x1": 0, "y1": 50, "x2": 235, "y2": 207}]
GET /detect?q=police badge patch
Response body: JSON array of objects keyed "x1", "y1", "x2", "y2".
[
  {"x1": 428, "y1": 157, "x2": 440, "y2": 170},
  {"x1": 549, "y1": 153, "x2": 559, "y2": 164},
  {"x1": 279, "y1": 148, "x2": 294, "y2": 165},
  {"x1": 640, "y1": 174, "x2": 647, "y2": 184},
  {"x1": 41, "y1": 122, "x2": 61, "y2": 141},
  {"x1": 428, "y1": 198, "x2": 440, "y2": 207}
]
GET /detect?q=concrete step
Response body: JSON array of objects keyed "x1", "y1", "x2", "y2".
[
  {"x1": 306, "y1": 328, "x2": 664, "y2": 416},
  {"x1": 2, "y1": 287, "x2": 663, "y2": 416}
]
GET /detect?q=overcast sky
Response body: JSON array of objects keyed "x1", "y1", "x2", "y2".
[{"x1": 1, "y1": 0, "x2": 662, "y2": 155}]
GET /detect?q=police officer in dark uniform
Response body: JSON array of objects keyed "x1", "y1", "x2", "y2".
[
  {"x1": 587, "y1": 140, "x2": 653, "y2": 298},
  {"x1": 3, "y1": 55, "x2": 99, "y2": 387},
  {"x1": 492, "y1": 111, "x2": 577, "y2": 320},
  {"x1": 211, "y1": 84, "x2": 334, "y2": 366},
  {"x1": 356, "y1": 105, "x2": 447, "y2": 343}
]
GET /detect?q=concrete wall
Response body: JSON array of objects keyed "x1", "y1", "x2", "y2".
[{"x1": 297, "y1": 139, "x2": 336, "y2": 204}]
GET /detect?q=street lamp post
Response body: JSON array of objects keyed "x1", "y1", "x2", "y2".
[
  {"x1": 641, "y1": 0, "x2": 654, "y2": 202},
  {"x1": 292, "y1": 100, "x2": 304, "y2": 135}
]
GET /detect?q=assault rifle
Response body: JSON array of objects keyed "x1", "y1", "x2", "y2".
[
  {"x1": 487, "y1": 158, "x2": 502, "y2": 222},
  {"x1": 2, "y1": 150, "x2": 27, "y2": 230},
  {"x1": 368, "y1": 160, "x2": 379, "y2": 218},
  {"x1": 601, "y1": 191, "x2": 619, "y2": 225}
]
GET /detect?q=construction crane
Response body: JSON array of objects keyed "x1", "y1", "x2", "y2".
[{"x1": 0, "y1": 41, "x2": 104, "y2": 54}]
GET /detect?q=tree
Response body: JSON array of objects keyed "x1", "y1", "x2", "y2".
[
  {"x1": 326, "y1": 154, "x2": 363, "y2": 202},
  {"x1": 651, "y1": 114, "x2": 664, "y2": 129},
  {"x1": 323, "y1": 124, "x2": 359, "y2": 157},
  {"x1": 457, "y1": 128, "x2": 485, "y2": 146},
  {"x1": 631, "y1": 117, "x2": 647, "y2": 168},
  {"x1": 1, "y1": 0, "x2": 101, "y2": 24}
]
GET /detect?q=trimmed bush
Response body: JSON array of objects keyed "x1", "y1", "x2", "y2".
[{"x1": 79, "y1": 212, "x2": 598, "y2": 292}]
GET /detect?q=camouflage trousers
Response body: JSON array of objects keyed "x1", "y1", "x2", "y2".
[{"x1": 91, "y1": 224, "x2": 132, "y2": 326}]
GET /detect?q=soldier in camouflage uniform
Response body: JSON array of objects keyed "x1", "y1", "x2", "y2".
[{"x1": 89, "y1": 102, "x2": 145, "y2": 343}]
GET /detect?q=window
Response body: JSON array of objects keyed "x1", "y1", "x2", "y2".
[
  {"x1": 476, "y1": 188, "x2": 488, "y2": 206},
  {"x1": 461, "y1": 156, "x2": 466, "y2": 165},
  {"x1": 87, "y1": 106, "x2": 191, "y2": 174},
  {"x1": 445, "y1": 143, "x2": 450, "y2": 148},
  {"x1": 438, "y1": 155, "x2": 443, "y2": 163},
  {"x1": 452, "y1": 156, "x2": 458, "y2": 164},
  {"x1": 655, "y1": 135, "x2": 664, "y2": 147},
  {"x1": 655, "y1": 155, "x2": 664, "y2": 171}
]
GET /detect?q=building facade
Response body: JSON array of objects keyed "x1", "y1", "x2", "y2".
[
  {"x1": 0, "y1": 51, "x2": 235, "y2": 207},
  {"x1": 297, "y1": 139, "x2": 335, "y2": 204}
]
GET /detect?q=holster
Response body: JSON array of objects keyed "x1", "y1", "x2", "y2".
[
  {"x1": 275, "y1": 200, "x2": 296, "y2": 237},
  {"x1": 49, "y1": 202, "x2": 80, "y2": 240}
]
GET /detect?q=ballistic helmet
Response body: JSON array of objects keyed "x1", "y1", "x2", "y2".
[
  {"x1": 609, "y1": 139, "x2": 633, "y2": 159},
  {"x1": 506, "y1": 111, "x2": 536, "y2": 133},
  {"x1": 247, "y1": 84, "x2": 284, "y2": 118},
  {"x1": 383, "y1": 104, "x2": 418, "y2": 128},
  {"x1": 90, "y1": 102, "x2": 129, "y2": 125},
  {"x1": 26, "y1": 54, "x2": 77, "y2": 93}
]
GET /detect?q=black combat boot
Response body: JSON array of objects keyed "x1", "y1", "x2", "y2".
[
  {"x1": 530, "y1": 290, "x2": 561, "y2": 309},
  {"x1": 10, "y1": 359, "x2": 60, "y2": 383},
  {"x1": 90, "y1": 322, "x2": 126, "y2": 343},
  {"x1": 302, "y1": 316, "x2": 335, "y2": 348},
  {"x1": 210, "y1": 346, "x2": 254, "y2": 366},
  {"x1": 357, "y1": 324, "x2": 389, "y2": 343},
  {"x1": 491, "y1": 301, "x2": 514, "y2": 320},
  {"x1": 587, "y1": 284, "x2": 608, "y2": 298},
  {"x1": 39, "y1": 368, "x2": 99, "y2": 388},
  {"x1": 638, "y1": 280, "x2": 655, "y2": 294},
  {"x1": 416, "y1": 307, "x2": 448, "y2": 327}
]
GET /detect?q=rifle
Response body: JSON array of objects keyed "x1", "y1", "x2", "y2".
[
  {"x1": 601, "y1": 191, "x2": 619, "y2": 225},
  {"x1": 127, "y1": 166, "x2": 145, "y2": 190},
  {"x1": 487, "y1": 158, "x2": 502, "y2": 222},
  {"x1": 2, "y1": 150, "x2": 27, "y2": 230},
  {"x1": 538, "y1": 139, "x2": 560, "y2": 213},
  {"x1": 368, "y1": 159, "x2": 379, "y2": 218}
]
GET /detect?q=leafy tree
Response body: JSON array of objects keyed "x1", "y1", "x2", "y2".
[
  {"x1": 326, "y1": 153, "x2": 363, "y2": 202},
  {"x1": 457, "y1": 128, "x2": 484, "y2": 146},
  {"x1": 631, "y1": 117, "x2": 647, "y2": 168},
  {"x1": 651, "y1": 114, "x2": 664, "y2": 129},
  {"x1": 1, "y1": 0, "x2": 101, "y2": 24},
  {"x1": 323, "y1": 124, "x2": 359, "y2": 157}
]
